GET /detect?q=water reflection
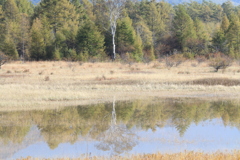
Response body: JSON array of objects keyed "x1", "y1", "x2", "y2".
[
  {"x1": 95, "y1": 98, "x2": 138, "y2": 154},
  {"x1": 0, "y1": 98, "x2": 240, "y2": 158}
]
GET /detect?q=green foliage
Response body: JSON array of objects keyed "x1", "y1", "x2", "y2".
[
  {"x1": 15, "y1": 0, "x2": 34, "y2": 15},
  {"x1": 221, "y1": 13, "x2": 230, "y2": 32},
  {"x1": 30, "y1": 18, "x2": 46, "y2": 60},
  {"x1": 0, "y1": 0, "x2": 240, "y2": 61},
  {"x1": 76, "y1": 20, "x2": 105, "y2": 59},
  {"x1": 225, "y1": 14, "x2": 240, "y2": 58},
  {"x1": 173, "y1": 5, "x2": 197, "y2": 51},
  {"x1": 3, "y1": 0, "x2": 20, "y2": 21},
  {"x1": 116, "y1": 15, "x2": 143, "y2": 61},
  {"x1": 1, "y1": 35, "x2": 18, "y2": 59}
]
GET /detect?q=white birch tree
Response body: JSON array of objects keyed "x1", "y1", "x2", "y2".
[{"x1": 105, "y1": 0, "x2": 126, "y2": 60}]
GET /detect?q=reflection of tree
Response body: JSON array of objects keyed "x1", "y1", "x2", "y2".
[
  {"x1": 95, "y1": 98, "x2": 138, "y2": 154},
  {"x1": 0, "y1": 112, "x2": 31, "y2": 144},
  {"x1": 0, "y1": 126, "x2": 30, "y2": 144},
  {"x1": 1, "y1": 99, "x2": 240, "y2": 148},
  {"x1": 34, "y1": 108, "x2": 81, "y2": 149},
  {"x1": 171, "y1": 103, "x2": 193, "y2": 137},
  {"x1": 211, "y1": 101, "x2": 240, "y2": 127}
]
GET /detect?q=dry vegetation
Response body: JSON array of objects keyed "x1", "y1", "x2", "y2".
[
  {"x1": 18, "y1": 151, "x2": 240, "y2": 160},
  {"x1": 0, "y1": 60, "x2": 240, "y2": 111}
]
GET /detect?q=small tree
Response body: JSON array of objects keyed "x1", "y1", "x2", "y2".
[
  {"x1": 209, "y1": 53, "x2": 232, "y2": 72},
  {"x1": 0, "y1": 51, "x2": 8, "y2": 69}
]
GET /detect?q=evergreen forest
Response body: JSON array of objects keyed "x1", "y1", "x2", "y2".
[{"x1": 0, "y1": 0, "x2": 240, "y2": 62}]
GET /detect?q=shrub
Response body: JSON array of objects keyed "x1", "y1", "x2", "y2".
[
  {"x1": 209, "y1": 52, "x2": 232, "y2": 72},
  {"x1": 165, "y1": 54, "x2": 186, "y2": 69}
]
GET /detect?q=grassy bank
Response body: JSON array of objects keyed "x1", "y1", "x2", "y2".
[
  {"x1": 0, "y1": 60, "x2": 240, "y2": 111},
  {"x1": 18, "y1": 151, "x2": 240, "y2": 160}
]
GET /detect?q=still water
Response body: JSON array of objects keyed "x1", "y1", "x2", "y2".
[{"x1": 1, "y1": 98, "x2": 240, "y2": 159}]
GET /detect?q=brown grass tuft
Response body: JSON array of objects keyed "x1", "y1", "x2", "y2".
[
  {"x1": 23, "y1": 69, "x2": 29, "y2": 73},
  {"x1": 44, "y1": 76, "x2": 50, "y2": 81},
  {"x1": 187, "y1": 78, "x2": 240, "y2": 86}
]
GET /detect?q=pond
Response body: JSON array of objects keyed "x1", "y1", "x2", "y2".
[{"x1": 1, "y1": 98, "x2": 240, "y2": 159}]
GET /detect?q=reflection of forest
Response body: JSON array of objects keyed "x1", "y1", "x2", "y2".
[{"x1": 0, "y1": 98, "x2": 240, "y2": 149}]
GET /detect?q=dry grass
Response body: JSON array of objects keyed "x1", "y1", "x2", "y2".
[
  {"x1": 17, "y1": 151, "x2": 240, "y2": 160},
  {"x1": 0, "y1": 60, "x2": 240, "y2": 111},
  {"x1": 185, "y1": 78, "x2": 240, "y2": 86}
]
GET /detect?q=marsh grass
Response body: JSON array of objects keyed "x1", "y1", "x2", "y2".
[
  {"x1": 184, "y1": 78, "x2": 240, "y2": 86},
  {"x1": 0, "y1": 60, "x2": 240, "y2": 111},
  {"x1": 18, "y1": 151, "x2": 240, "y2": 160}
]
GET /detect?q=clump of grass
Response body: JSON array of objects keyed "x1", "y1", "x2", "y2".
[
  {"x1": 39, "y1": 71, "x2": 44, "y2": 75},
  {"x1": 96, "y1": 75, "x2": 107, "y2": 81},
  {"x1": 110, "y1": 70, "x2": 114, "y2": 74},
  {"x1": 44, "y1": 76, "x2": 50, "y2": 81},
  {"x1": 178, "y1": 71, "x2": 190, "y2": 74},
  {"x1": 23, "y1": 69, "x2": 29, "y2": 73},
  {"x1": 15, "y1": 70, "x2": 21, "y2": 73}
]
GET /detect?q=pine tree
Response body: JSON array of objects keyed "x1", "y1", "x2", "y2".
[
  {"x1": 221, "y1": 13, "x2": 230, "y2": 33},
  {"x1": 39, "y1": 0, "x2": 79, "y2": 37},
  {"x1": 226, "y1": 14, "x2": 240, "y2": 58},
  {"x1": 30, "y1": 18, "x2": 46, "y2": 60},
  {"x1": 3, "y1": 0, "x2": 20, "y2": 22},
  {"x1": 212, "y1": 28, "x2": 227, "y2": 53},
  {"x1": 19, "y1": 13, "x2": 30, "y2": 60},
  {"x1": 138, "y1": 1, "x2": 164, "y2": 50},
  {"x1": 76, "y1": 20, "x2": 105, "y2": 60},
  {"x1": 15, "y1": 0, "x2": 34, "y2": 15},
  {"x1": 194, "y1": 18, "x2": 209, "y2": 54},
  {"x1": 135, "y1": 20, "x2": 154, "y2": 61},
  {"x1": 116, "y1": 14, "x2": 143, "y2": 61},
  {"x1": 222, "y1": 0, "x2": 234, "y2": 17},
  {"x1": 2, "y1": 35, "x2": 18, "y2": 59},
  {"x1": 173, "y1": 5, "x2": 197, "y2": 52}
]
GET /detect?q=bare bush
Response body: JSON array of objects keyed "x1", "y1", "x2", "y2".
[
  {"x1": 209, "y1": 53, "x2": 232, "y2": 72},
  {"x1": 165, "y1": 54, "x2": 186, "y2": 69}
]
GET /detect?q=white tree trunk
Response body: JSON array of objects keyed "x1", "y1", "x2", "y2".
[{"x1": 112, "y1": 32, "x2": 116, "y2": 60}]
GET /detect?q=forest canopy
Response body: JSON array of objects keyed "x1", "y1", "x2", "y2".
[{"x1": 0, "y1": 0, "x2": 240, "y2": 62}]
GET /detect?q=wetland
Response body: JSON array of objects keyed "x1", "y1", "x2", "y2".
[{"x1": 0, "y1": 61, "x2": 240, "y2": 159}]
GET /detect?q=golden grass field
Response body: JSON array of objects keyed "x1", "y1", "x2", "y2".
[
  {"x1": 18, "y1": 151, "x2": 240, "y2": 160},
  {"x1": 0, "y1": 60, "x2": 240, "y2": 111}
]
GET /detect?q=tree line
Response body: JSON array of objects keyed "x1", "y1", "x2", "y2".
[{"x1": 0, "y1": 0, "x2": 240, "y2": 62}]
